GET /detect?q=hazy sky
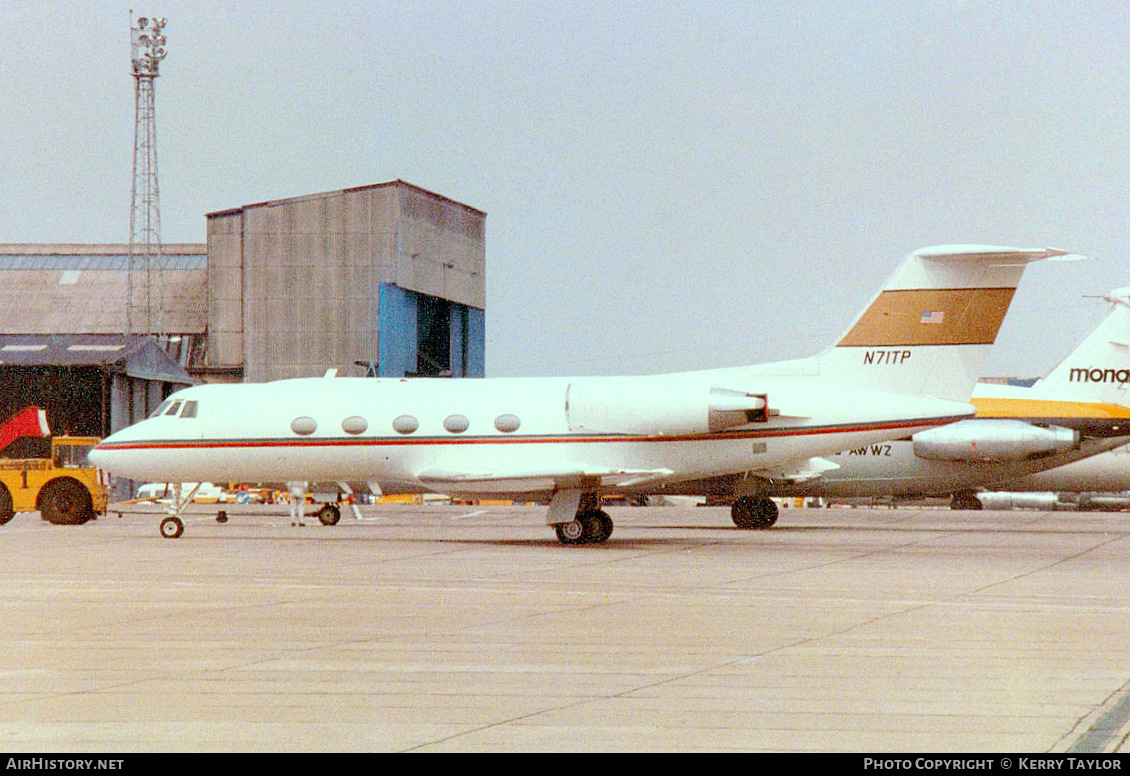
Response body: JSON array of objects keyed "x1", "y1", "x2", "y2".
[{"x1": 2, "y1": 1, "x2": 1128, "y2": 379}]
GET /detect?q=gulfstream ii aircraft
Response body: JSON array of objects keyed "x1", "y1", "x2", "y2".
[
  {"x1": 89, "y1": 245, "x2": 1065, "y2": 543},
  {"x1": 733, "y1": 286, "x2": 1130, "y2": 510}
]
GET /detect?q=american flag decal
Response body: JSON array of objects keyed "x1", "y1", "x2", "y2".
[{"x1": 920, "y1": 310, "x2": 945, "y2": 324}]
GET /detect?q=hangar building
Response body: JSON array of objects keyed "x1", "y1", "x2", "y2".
[
  {"x1": 206, "y1": 180, "x2": 486, "y2": 383},
  {"x1": 0, "y1": 179, "x2": 487, "y2": 444}
]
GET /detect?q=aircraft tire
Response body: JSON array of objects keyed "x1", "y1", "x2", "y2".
[
  {"x1": 38, "y1": 478, "x2": 94, "y2": 525},
  {"x1": 594, "y1": 510, "x2": 613, "y2": 542},
  {"x1": 950, "y1": 492, "x2": 984, "y2": 511},
  {"x1": 317, "y1": 504, "x2": 341, "y2": 526},
  {"x1": 731, "y1": 496, "x2": 778, "y2": 529},
  {"x1": 580, "y1": 510, "x2": 613, "y2": 543},
  {"x1": 160, "y1": 516, "x2": 184, "y2": 539},
  {"x1": 555, "y1": 518, "x2": 586, "y2": 545},
  {"x1": 0, "y1": 484, "x2": 13, "y2": 526},
  {"x1": 554, "y1": 510, "x2": 614, "y2": 545}
]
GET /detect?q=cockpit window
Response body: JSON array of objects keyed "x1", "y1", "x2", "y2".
[
  {"x1": 164, "y1": 401, "x2": 183, "y2": 416},
  {"x1": 54, "y1": 443, "x2": 94, "y2": 469},
  {"x1": 148, "y1": 400, "x2": 172, "y2": 419},
  {"x1": 180, "y1": 400, "x2": 198, "y2": 418}
]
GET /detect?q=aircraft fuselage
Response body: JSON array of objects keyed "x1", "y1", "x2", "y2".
[{"x1": 91, "y1": 371, "x2": 971, "y2": 498}]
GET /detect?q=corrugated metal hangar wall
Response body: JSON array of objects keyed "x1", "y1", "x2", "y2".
[{"x1": 206, "y1": 180, "x2": 486, "y2": 383}]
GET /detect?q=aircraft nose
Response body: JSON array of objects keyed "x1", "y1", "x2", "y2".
[
  {"x1": 87, "y1": 440, "x2": 112, "y2": 470},
  {"x1": 88, "y1": 433, "x2": 128, "y2": 475}
]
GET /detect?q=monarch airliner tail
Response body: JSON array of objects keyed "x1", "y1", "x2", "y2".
[{"x1": 1033, "y1": 288, "x2": 1130, "y2": 405}]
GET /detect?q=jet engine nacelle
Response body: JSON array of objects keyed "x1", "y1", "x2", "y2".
[
  {"x1": 566, "y1": 380, "x2": 768, "y2": 436},
  {"x1": 975, "y1": 491, "x2": 1066, "y2": 510},
  {"x1": 912, "y1": 419, "x2": 1078, "y2": 462}
]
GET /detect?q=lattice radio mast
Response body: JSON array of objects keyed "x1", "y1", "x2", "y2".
[{"x1": 128, "y1": 13, "x2": 168, "y2": 335}]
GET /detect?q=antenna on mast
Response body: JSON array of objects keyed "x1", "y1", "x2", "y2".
[{"x1": 127, "y1": 12, "x2": 168, "y2": 336}]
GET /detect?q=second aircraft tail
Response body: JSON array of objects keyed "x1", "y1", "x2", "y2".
[{"x1": 1008, "y1": 288, "x2": 1130, "y2": 406}]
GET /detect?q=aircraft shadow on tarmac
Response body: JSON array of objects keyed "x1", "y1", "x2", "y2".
[{"x1": 93, "y1": 508, "x2": 1127, "y2": 548}]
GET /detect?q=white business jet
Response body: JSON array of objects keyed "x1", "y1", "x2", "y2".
[
  {"x1": 89, "y1": 245, "x2": 1064, "y2": 542},
  {"x1": 733, "y1": 286, "x2": 1130, "y2": 509}
]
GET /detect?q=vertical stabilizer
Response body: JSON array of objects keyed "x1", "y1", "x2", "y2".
[
  {"x1": 1027, "y1": 288, "x2": 1130, "y2": 405},
  {"x1": 813, "y1": 245, "x2": 1068, "y2": 401}
]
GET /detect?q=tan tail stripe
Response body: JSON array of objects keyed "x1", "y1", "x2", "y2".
[{"x1": 837, "y1": 287, "x2": 1016, "y2": 347}]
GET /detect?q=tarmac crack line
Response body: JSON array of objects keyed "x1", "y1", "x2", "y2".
[
  {"x1": 946, "y1": 529, "x2": 1130, "y2": 754},
  {"x1": 395, "y1": 543, "x2": 945, "y2": 753},
  {"x1": 1064, "y1": 677, "x2": 1130, "y2": 754}
]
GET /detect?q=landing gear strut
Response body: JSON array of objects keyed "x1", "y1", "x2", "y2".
[
  {"x1": 158, "y1": 483, "x2": 202, "y2": 539},
  {"x1": 731, "y1": 496, "x2": 778, "y2": 529}
]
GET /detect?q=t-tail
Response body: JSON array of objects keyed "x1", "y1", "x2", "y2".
[
  {"x1": 802, "y1": 245, "x2": 1073, "y2": 401},
  {"x1": 1001, "y1": 287, "x2": 1130, "y2": 406}
]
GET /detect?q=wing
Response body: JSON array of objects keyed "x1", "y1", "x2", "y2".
[
  {"x1": 416, "y1": 465, "x2": 675, "y2": 495},
  {"x1": 751, "y1": 456, "x2": 840, "y2": 483}
]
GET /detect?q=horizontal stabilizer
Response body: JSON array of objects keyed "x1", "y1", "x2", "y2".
[{"x1": 914, "y1": 245, "x2": 1077, "y2": 263}]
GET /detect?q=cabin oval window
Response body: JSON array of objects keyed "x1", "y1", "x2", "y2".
[
  {"x1": 443, "y1": 414, "x2": 470, "y2": 434},
  {"x1": 494, "y1": 414, "x2": 521, "y2": 433},
  {"x1": 290, "y1": 416, "x2": 317, "y2": 436},
  {"x1": 392, "y1": 415, "x2": 419, "y2": 435},
  {"x1": 341, "y1": 416, "x2": 368, "y2": 435}
]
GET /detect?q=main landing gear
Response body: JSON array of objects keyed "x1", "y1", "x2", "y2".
[
  {"x1": 555, "y1": 509, "x2": 614, "y2": 545},
  {"x1": 730, "y1": 496, "x2": 778, "y2": 529},
  {"x1": 549, "y1": 491, "x2": 614, "y2": 545},
  {"x1": 950, "y1": 491, "x2": 984, "y2": 511}
]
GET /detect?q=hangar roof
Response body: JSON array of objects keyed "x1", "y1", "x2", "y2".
[
  {"x1": 0, "y1": 333, "x2": 194, "y2": 385},
  {"x1": 206, "y1": 178, "x2": 487, "y2": 219},
  {"x1": 0, "y1": 244, "x2": 206, "y2": 334}
]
